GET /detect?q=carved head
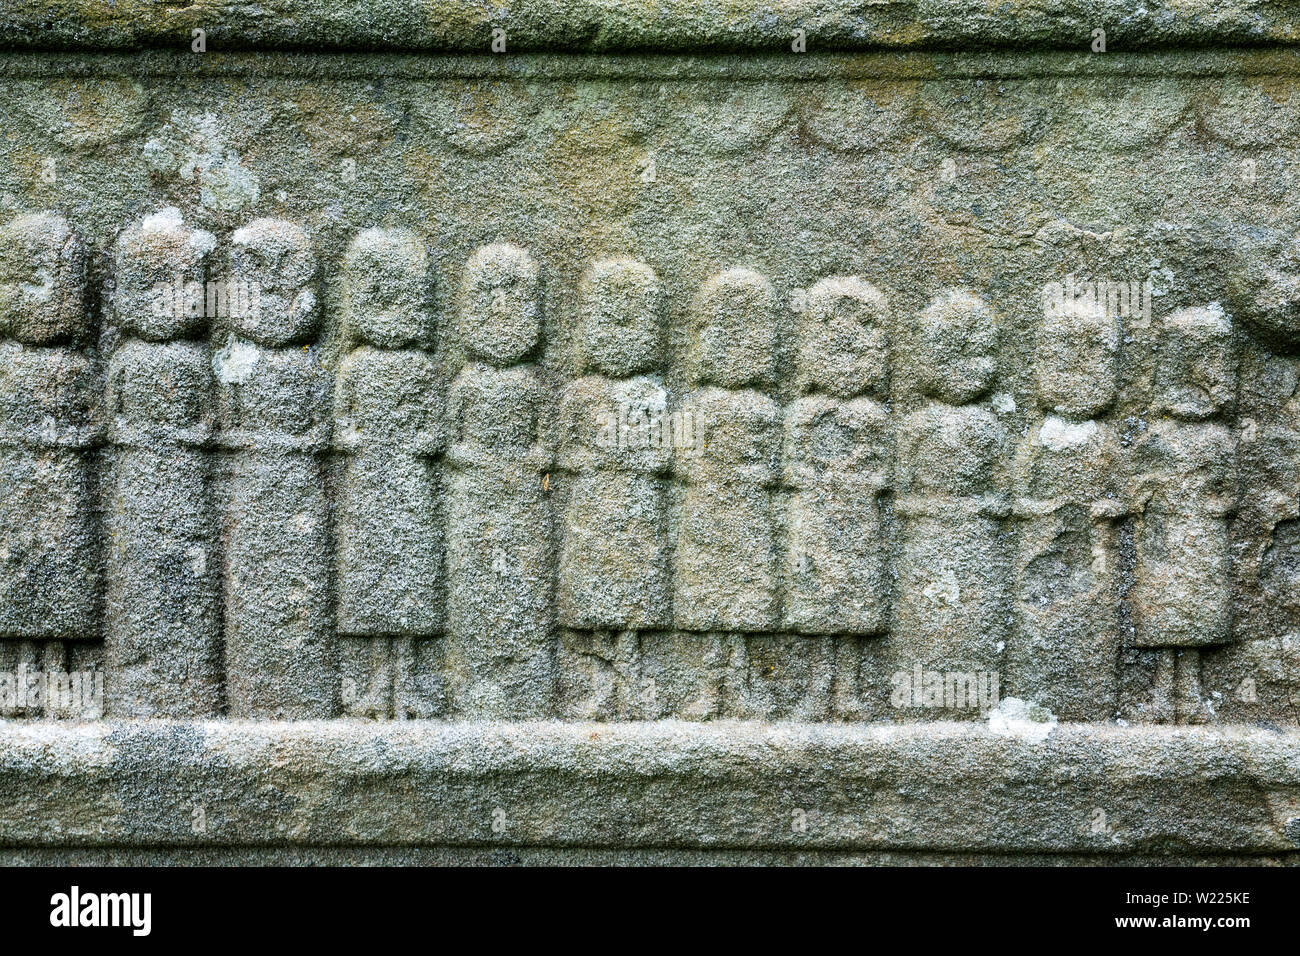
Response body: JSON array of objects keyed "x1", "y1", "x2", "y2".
[
  {"x1": 578, "y1": 259, "x2": 661, "y2": 378},
  {"x1": 113, "y1": 207, "x2": 215, "y2": 342},
  {"x1": 458, "y1": 243, "x2": 540, "y2": 366},
  {"x1": 228, "y1": 218, "x2": 319, "y2": 347},
  {"x1": 344, "y1": 227, "x2": 431, "y2": 349},
  {"x1": 1035, "y1": 291, "x2": 1119, "y2": 418},
  {"x1": 798, "y1": 276, "x2": 889, "y2": 399},
  {"x1": 0, "y1": 211, "x2": 88, "y2": 345},
  {"x1": 689, "y1": 267, "x2": 777, "y2": 389},
  {"x1": 1157, "y1": 305, "x2": 1235, "y2": 420},
  {"x1": 1228, "y1": 230, "x2": 1300, "y2": 350},
  {"x1": 914, "y1": 288, "x2": 998, "y2": 404}
]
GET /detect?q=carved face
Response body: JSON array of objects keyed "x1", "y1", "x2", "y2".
[
  {"x1": 113, "y1": 207, "x2": 215, "y2": 342},
  {"x1": 1036, "y1": 294, "x2": 1119, "y2": 418},
  {"x1": 458, "y1": 243, "x2": 540, "y2": 366},
  {"x1": 914, "y1": 288, "x2": 998, "y2": 404},
  {"x1": 344, "y1": 228, "x2": 431, "y2": 349},
  {"x1": 0, "y1": 212, "x2": 87, "y2": 345},
  {"x1": 227, "y1": 218, "x2": 319, "y2": 347},
  {"x1": 690, "y1": 267, "x2": 777, "y2": 389},
  {"x1": 798, "y1": 276, "x2": 889, "y2": 399},
  {"x1": 578, "y1": 259, "x2": 661, "y2": 378},
  {"x1": 1158, "y1": 305, "x2": 1235, "y2": 420}
]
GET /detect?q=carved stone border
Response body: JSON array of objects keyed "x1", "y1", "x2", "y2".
[
  {"x1": 1, "y1": 0, "x2": 1296, "y2": 53},
  {"x1": 2, "y1": 722, "x2": 1297, "y2": 852}
]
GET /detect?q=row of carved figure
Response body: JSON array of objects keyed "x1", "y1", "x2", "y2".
[{"x1": 0, "y1": 208, "x2": 1239, "y2": 722}]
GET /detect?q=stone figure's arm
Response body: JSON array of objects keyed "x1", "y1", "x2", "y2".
[
  {"x1": 407, "y1": 354, "x2": 445, "y2": 459},
  {"x1": 167, "y1": 423, "x2": 211, "y2": 449},
  {"x1": 893, "y1": 415, "x2": 919, "y2": 499},
  {"x1": 1242, "y1": 424, "x2": 1298, "y2": 520},
  {"x1": 627, "y1": 439, "x2": 669, "y2": 476},
  {"x1": 670, "y1": 394, "x2": 707, "y2": 483},
  {"x1": 841, "y1": 400, "x2": 890, "y2": 483},
  {"x1": 332, "y1": 364, "x2": 359, "y2": 453},
  {"x1": 1216, "y1": 426, "x2": 1243, "y2": 508},
  {"x1": 554, "y1": 388, "x2": 595, "y2": 474},
  {"x1": 620, "y1": 388, "x2": 674, "y2": 475},
  {"x1": 987, "y1": 417, "x2": 1013, "y2": 500},
  {"x1": 415, "y1": 389, "x2": 446, "y2": 459},
  {"x1": 1125, "y1": 430, "x2": 1160, "y2": 514},
  {"x1": 264, "y1": 432, "x2": 326, "y2": 454},
  {"x1": 1079, "y1": 428, "x2": 1125, "y2": 521},
  {"x1": 739, "y1": 402, "x2": 783, "y2": 487},
  {"x1": 103, "y1": 352, "x2": 131, "y2": 446},
  {"x1": 442, "y1": 377, "x2": 482, "y2": 470},
  {"x1": 62, "y1": 356, "x2": 105, "y2": 449},
  {"x1": 175, "y1": 358, "x2": 217, "y2": 449},
  {"x1": 977, "y1": 424, "x2": 1014, "y2": 519},
  {"x1": 1090, "y1": 497, "x2": 1127, "y2": 522},
  {"x1": 782, "y1": 402, "x2": 816, "y2": 489},
  {"x1": 214, "y1": 381, "x2": 252, "y2": 450},
  {"x1": 299, "y1": 361, "x2": 333, "y2": 454},
  {"x1": 1006, "y1": 430, "x2": 1040, "y2": 519},
  {"x1": 735, "y1": 457, "x2": 778, "y2": 487},
  {"x1": 977, "y1": 491, "x2": 1013, "y2": 520},
  {"x1": 526, "y1": 389, "x2": 555, "y2": 473}
]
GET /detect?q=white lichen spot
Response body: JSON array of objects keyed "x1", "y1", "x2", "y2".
[
  {"x1": 991, "y1": 391, "x2": 1016, "y2": 414},
  {"x1": 141, "y1": 206, "x2": 216, "y2": 256},
  {"x1": 143, "y1": 111, "x2": 261, "y2": 211},
  {"x1": 1202, "y1": 300, "x2": 1229, "y2": 326},
  {"x1": 921, "y1": 568, "x2": 961, "y2": 606},
  {"x1": 988, "y1": 696, "x2": 1058, "y2": 742},
  {"x1": 141, "y1": 206, "x2": 185, "y2": 233},
  {"x1": 1040, "y1": 415, "x2": 1098, "y2": 450},
  {"x1": 213, "y1": 337, "x2": 261, "y2": 385},
  {"x1": 491, "y1": 549, "x2": 513, "y2": 578},
  {"x1": 295, "y1": 288, "x2": 318, "y2": 321}
]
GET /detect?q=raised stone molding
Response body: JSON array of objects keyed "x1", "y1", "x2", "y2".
[
  {"x1": 0, "y1": 1, "x2": 1297, "y2": 53},
  {"x1": 1, "y1": 722, "x2": 1297, "y2": 853}
]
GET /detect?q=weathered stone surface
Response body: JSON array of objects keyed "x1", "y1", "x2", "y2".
[
  {"x1": 1, "y1": 1, "x2": 1299, "y2": 863},
  {"x1": 1, "y1": 1, "x2": 1297, "y2": 52},
  {"x1": 0, "y1": 721, "x2": 1297, "y2": 855}
]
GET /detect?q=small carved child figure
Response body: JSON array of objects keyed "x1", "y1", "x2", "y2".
[
  {"x1": 106, "y1": 208, "x2": 222, "y2": 717},
  {"x1": 1009, "y1": 292, "x2": 1125, "y2": 721},
  {"x1": 672, "y1": 267, "x2": 781, "y2": 718},
  {"x1": 445, "y1": 243, "x2": 554, "y2": 719},
  {"x1": 217, "y1": 218, "x2": 335, "y2": 718},
  {"x1": 0, "y1": 212, "x2": 98, "y2": 662},
  {"x1": 335, "y1": 227, "x2": 445, "y2": 719},
  {"x1": 893, "y1": 289, "x2": 1008, "y2": 709},
  {"x1": 555, "y1": 259, "x2": 670, "y2": 718},
  {"x1": 1131, "y1": 305, "x2": 1238, "y2": 724}
]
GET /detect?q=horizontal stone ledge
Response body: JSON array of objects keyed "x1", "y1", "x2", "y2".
[
  {"x1": 12, "y1": 48, "x2": 1300, "y2": 80},
  {"x1": 4, "y1": 847, "x2": 1298, "y2": 865},
  {"x1": 1, "y1": 721, "x2": 1297, "y2": 852},
  {"x1": 0, "y1": 1, "x2": 1297, "y2": 54}
]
